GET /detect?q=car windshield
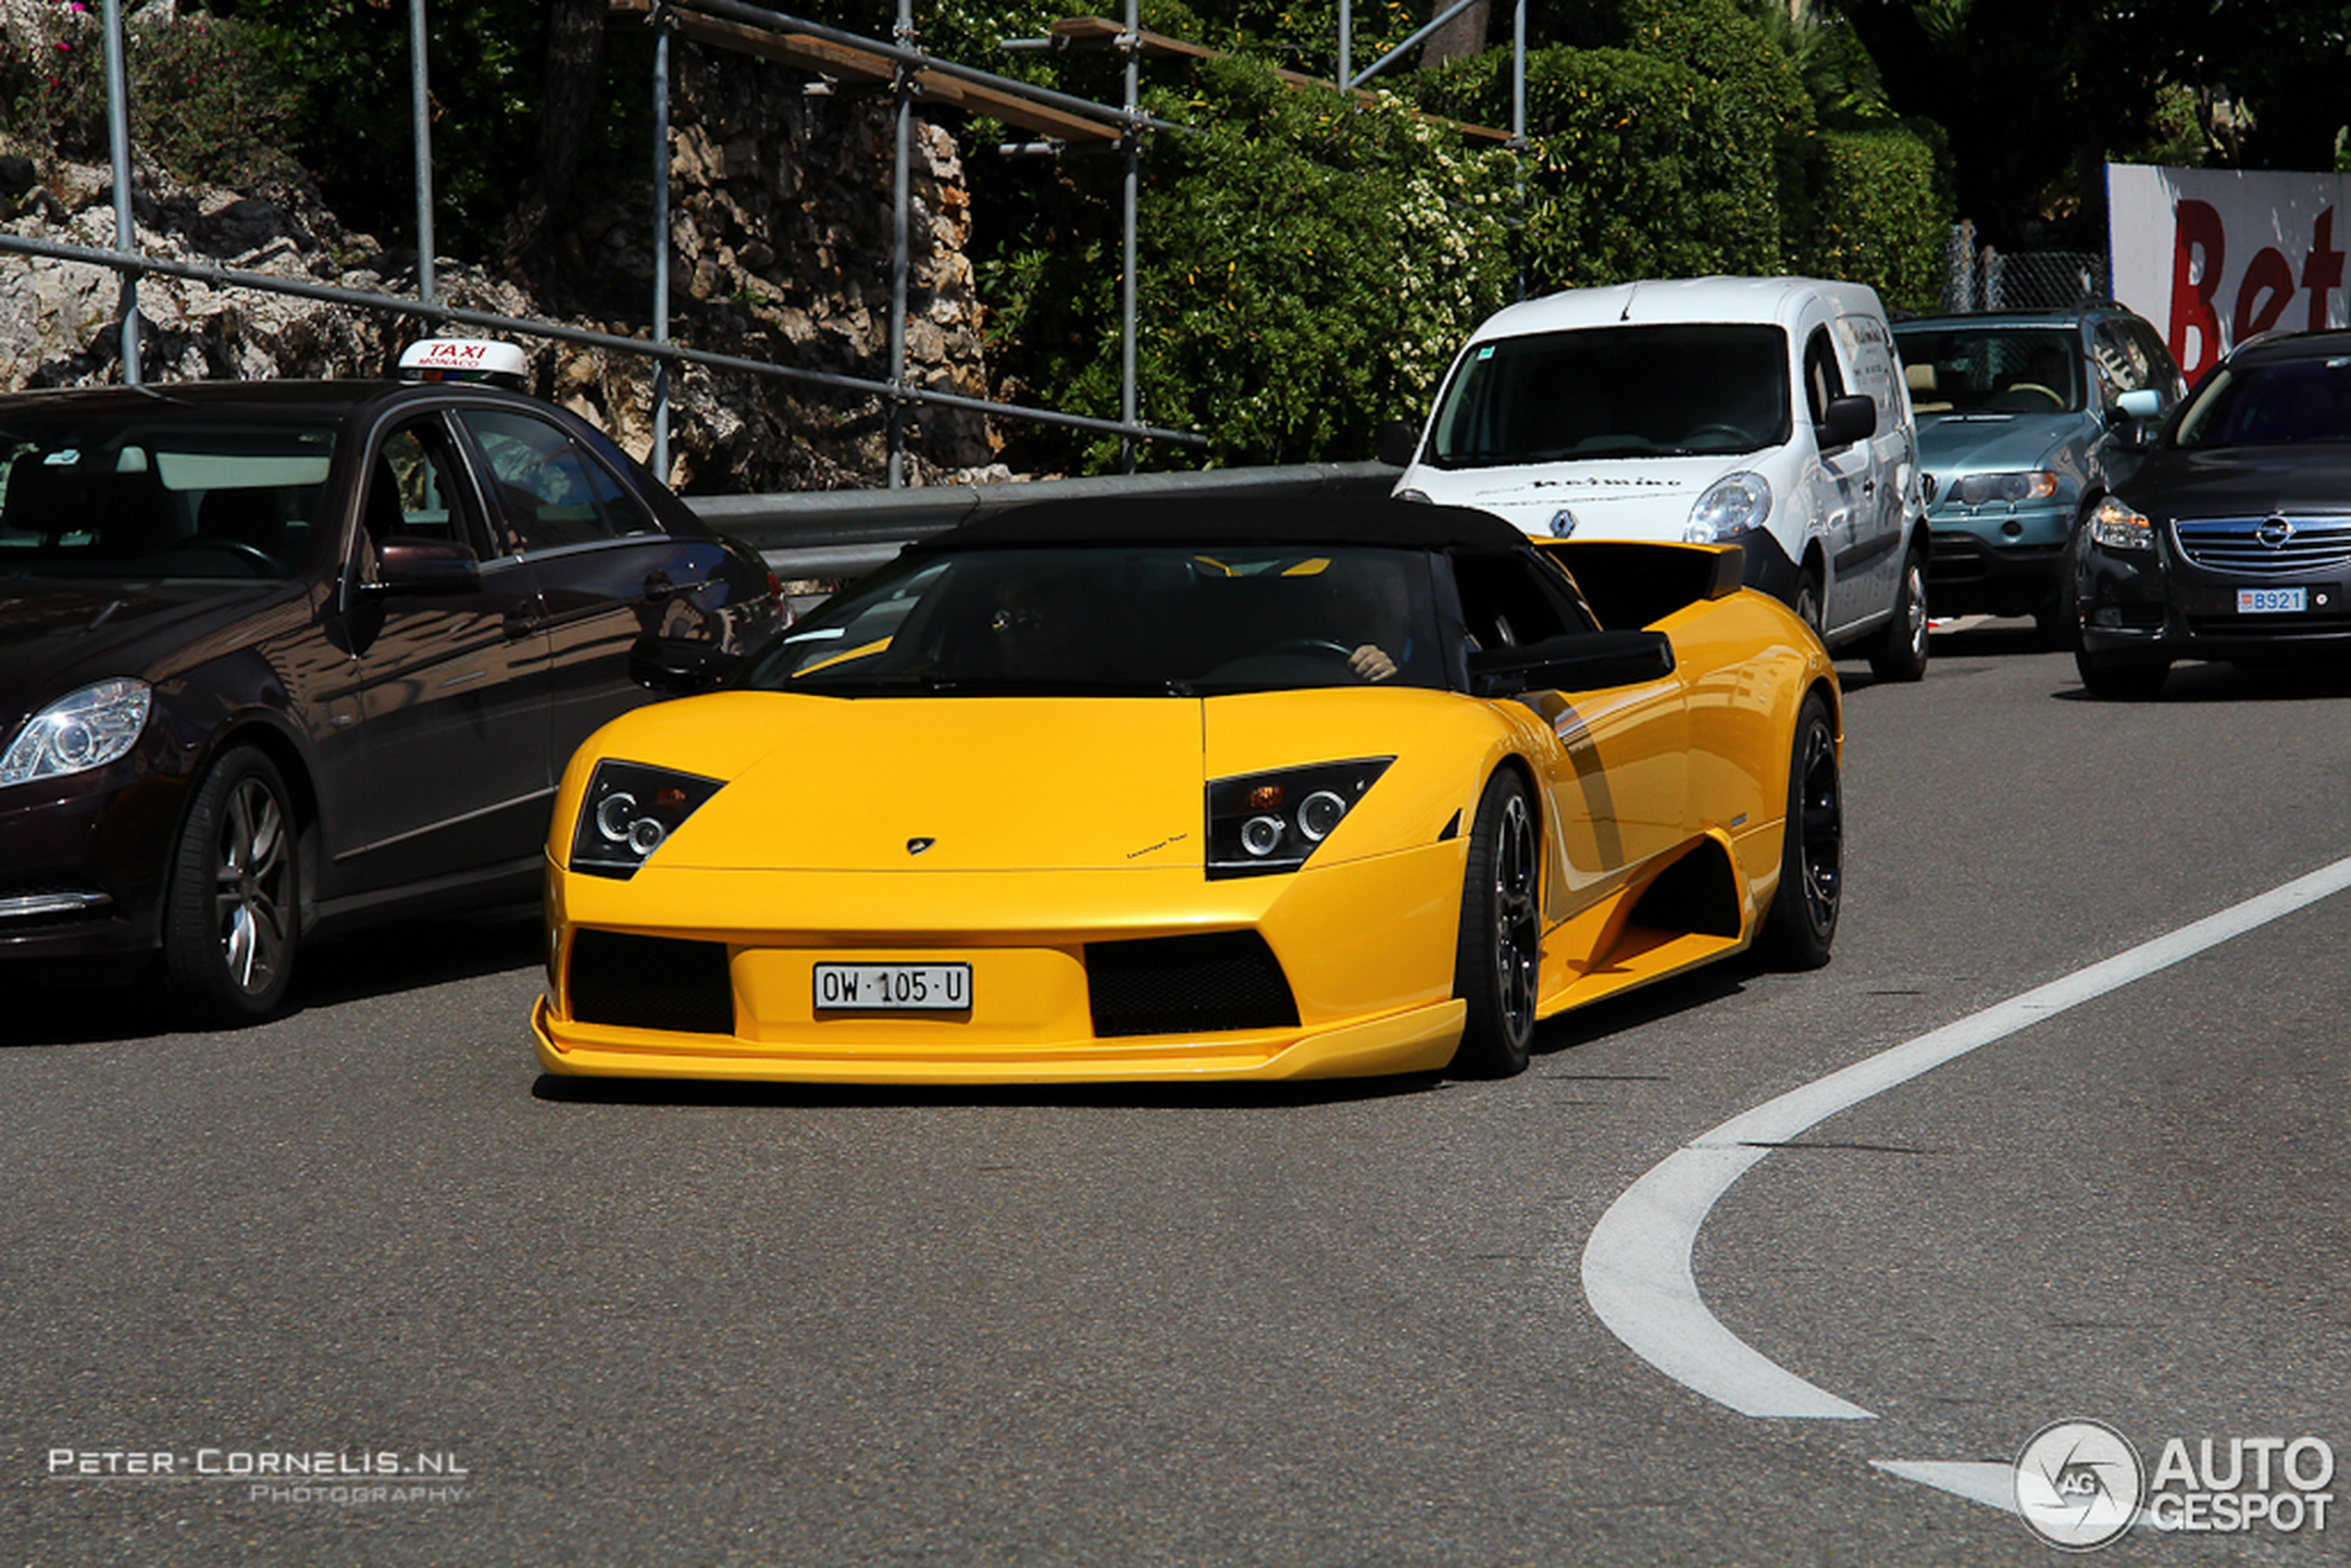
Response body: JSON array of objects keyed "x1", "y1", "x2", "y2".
[
  {"x1": 740, "y1": 544, "x2": 1447, "y2": 697},
  {"x1": 2172, "y1": 355, "x2": 2351, "y2": 447},
  {"x1": 0, "y1": 412, "x2": 338, "y2": 579},
  {"x1": 1424, "y1": 323, "x2": 1792, "y2": 467},
  {"x1": 1894, "y1": 327, "x2": 2084, "y2": 415}
]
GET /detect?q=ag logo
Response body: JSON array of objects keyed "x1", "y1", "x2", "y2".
[{"x1": 2015, "y1": 1419, "x2": 2144, "y2": 1550}]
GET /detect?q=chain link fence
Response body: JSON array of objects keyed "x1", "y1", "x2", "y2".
[{"x1": 1940, "y1": 221, "x2": 2110, "y2": 313}]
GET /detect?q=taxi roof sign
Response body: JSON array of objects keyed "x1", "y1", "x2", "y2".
[{"x1": 397, "y1": 337, "x2": 529, "y2": 389}]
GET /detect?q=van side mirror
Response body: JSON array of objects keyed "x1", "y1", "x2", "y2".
[
  {"x1": 1375, "y1": 418, "x2": 1422, "y2": 467},
  {"x1": 1816, "y1": 394, "x2": 1876, "y2": 452}
]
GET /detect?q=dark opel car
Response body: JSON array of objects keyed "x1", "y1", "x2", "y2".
[
  {"x1": 0, "y1": 352, "x2": 782, "y2": 1021},
  {"x1": 2076, "y1": 329, "x2": 2351, "y2": 699}
]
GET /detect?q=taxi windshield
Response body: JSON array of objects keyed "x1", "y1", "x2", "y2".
[
  {"x1": 740, "y1": 544, "x2": 1446, "y2": 696},
  {"x1": 0, "y1": 414, "x2": 337, "y2": 579}
]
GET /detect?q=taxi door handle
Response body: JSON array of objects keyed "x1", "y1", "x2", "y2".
[{"x1": 503, "y1": 603, "x2": 543, "y2": 639}]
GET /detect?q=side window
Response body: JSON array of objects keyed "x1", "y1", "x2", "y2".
[
  {"x1": 1452, "y1": 550, "x2": 1595, "y2": 650},
  {"x1": 455, "y1": 407, "x2": 651, "y2": 554},
  {"x1": 367, "y1": 420, "x2": 488, "y2": 554},
  {"x1": 2093, "y1": 320, "x2": 2151, "y2": 401},
  {"x1": 1802, "y1": 328, "x2": 1846, "y2": 426},
  {"x1": 2128, "y1": 319, "x2": 2184, "y2": 398}
]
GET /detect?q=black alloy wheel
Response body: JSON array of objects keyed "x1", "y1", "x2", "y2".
[
  {"x1": 1757, "y1": 692, "x2": 1840, "y2": 969},
  {"x1": 164, "y1": 746, "x2": 301, "y2": 1025},
  {"x1": 1452, "y1": 768, "x2": 1541, "y2": 1076}
]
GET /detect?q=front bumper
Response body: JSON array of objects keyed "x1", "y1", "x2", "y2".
[
  {"x1": 0, "y1": 762, "x2": 181, "y2": 971},
  {"x1": 534, "y1": 840, "x2": 1474, "y2": 1084},
  {"x1": 1923, "y1": 501, "x2": 2072, "y2": 616},
  {"x1": 2078, "y1": 540, "x2": 2351, "y2": 660}
]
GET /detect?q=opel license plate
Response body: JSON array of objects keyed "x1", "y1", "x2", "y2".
[
  {"x1": 814, "y1": 963, "x2": 971, "y2": 1013},
  {"x1": 2238, "y1": 586, "x2": 2307, "y2": 614}
]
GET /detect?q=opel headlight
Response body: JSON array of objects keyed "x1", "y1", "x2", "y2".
[
  {"x1": 1207, "y1": 759, "x2": 1392, "y2": 879},
  {"x1": 2088, "y1": 496, "x2": 2155, "y2": 552},
  {"x1": 0, "y1": 678, "x2": 152, "y2": 787},
  {"x1": 569, "y1": 760, "x2": 725, "y2": 879},
  {"x1": 1949, "y1": 470, "x2": 2059, "y2": 505},
  {"x1": 1685, "y1": 472, "x2": 1772, "y2": 543}
]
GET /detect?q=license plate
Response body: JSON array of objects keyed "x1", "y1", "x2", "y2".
[
  {"x1": 2238, "y1": 586, "x2": 2307, "y2": 614},
  {"x1": 814, "y1": 963, "x2": 971, "y2": 1013}
]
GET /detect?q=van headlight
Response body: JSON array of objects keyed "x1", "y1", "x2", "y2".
[{"x1": 1685, "y1": 472, "x2": 1772, "y2": 542}]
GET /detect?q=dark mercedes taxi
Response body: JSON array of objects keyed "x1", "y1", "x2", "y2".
[{"x1": 0, "y1": 340, "x2": 783, "y2": 1022}]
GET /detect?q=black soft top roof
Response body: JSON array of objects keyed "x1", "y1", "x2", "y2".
[{"x1": 914, "y1": 493, "x2": 1532, "y2": 553}]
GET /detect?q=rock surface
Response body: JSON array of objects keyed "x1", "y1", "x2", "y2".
[{"x1": 0, "y1": 32, "x2": 1005, "y2": 494}]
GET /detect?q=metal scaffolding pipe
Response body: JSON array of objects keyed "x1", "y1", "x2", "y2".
[
  {"x1": 100, "y1": 0, "x2": 139, "y2": 383},
  {"x1": 409, "y1": 0, "x2": 436, "y2": 306}
]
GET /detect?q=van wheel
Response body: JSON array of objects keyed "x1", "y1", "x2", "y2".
[
  {"x1": 1792, "y1": 567, "x2": 1824, "y2": 638},
  {"x1": 163, "y1": 747, "x2": 301, "y2": 1026},
  {"x1": 1867, "y1": 545, "x2": 1930, "y2": 681}
]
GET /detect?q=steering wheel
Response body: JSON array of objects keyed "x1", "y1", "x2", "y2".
[
  {"x1": 1995, "y1": 383, "x2": 2064, "y2": 410},
  {"x1": 1685, "y1": 423, "x2": 1754, "y2": 447},
  {"x1": 173, "y1": 537, "x2": 278, "y2": 570},
  {"x1": 1268, "y1": 637, "x2": 1357, "y2": 661}
]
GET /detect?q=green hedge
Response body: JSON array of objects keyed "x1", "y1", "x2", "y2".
[{"x1": 1797, "y1": 125, "x2": 1952, "y2": 315}]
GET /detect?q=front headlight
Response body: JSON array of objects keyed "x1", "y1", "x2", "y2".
[
  {"x1": 1207, "y1": 758, "x2": 1392, "y2": 879},
  {"x1": 1949, "y1": 470, "x2": 2059, "y2": 505},
  {"x1": 0, "y1": 678, "x2": 152, "y2": 787},
  {"x1": 1685, "y1": 472, "x2": 1772, "y2": 543},
  {"x1": 2088, "y1": 496, "x2": 2156, "y2": 552},
  {"x1": 568, "y1": 759, "x2": 725, "y2": 879}
]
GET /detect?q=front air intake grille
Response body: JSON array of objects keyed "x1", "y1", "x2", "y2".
[
  {"x1": 1086, "y1": 930, "x2": 1299, "y2": 1039},
  {"x1": 2174, "y1": 516, "x2": 2351, "y2": 576},
  {"x1": 568, "y1": 929, "x2": 734, "y2": 1035}
]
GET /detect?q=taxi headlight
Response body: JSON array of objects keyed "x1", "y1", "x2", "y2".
[
  {"x1": 0, "y1": 678, "x2": 152, "y2": 787},
  {"x1": 1207, "y1": 759, "x2": 1392, "y2": 878},
  {"x1": 569, "y1": 760, "x2": 725, "y2": 879}
]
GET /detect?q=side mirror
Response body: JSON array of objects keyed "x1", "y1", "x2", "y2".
[
  {"x1": 629, "y1": 634, "x2": 732, "y2": 694},
  {"x1": 363, "y1": 536, "x2": 481, "y2": 596},
  {"x1": 1816, "y1": 394, "x2": 1876, "y2": 452},
  {"x1": 1469, "y1": 629, "x2": 1675, "y2": 697},
  {"x1": 2111, "y1": 387, "x2": 2165, "y2": 449},
  {"x1": 1375, "y1": 418, "x2": 1422, "y2": 468}
]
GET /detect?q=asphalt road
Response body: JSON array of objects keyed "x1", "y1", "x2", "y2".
[{"x1": 6, "y1": 623, "x2": 2348, "y2": 1567}]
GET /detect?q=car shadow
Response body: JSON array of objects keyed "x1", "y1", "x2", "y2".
[
  {"x1": 2053, "y1": 655, "x2": 2351, "y2": 703},
  {"x1": 3, "y1": 903, "x2": 545, "y2": 1048}
]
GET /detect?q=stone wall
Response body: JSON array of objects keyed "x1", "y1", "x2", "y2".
[{"x1": 0, "y1": 24, "x2": 1002, "y2": 494}]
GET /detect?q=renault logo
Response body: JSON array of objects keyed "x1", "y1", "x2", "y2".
[
  {"x1": 906, "y1": 837, "x2": 936, "y2": 856},
  {"x1": 2257, "y1": 515, "x2": 2296, "y2": 548}
]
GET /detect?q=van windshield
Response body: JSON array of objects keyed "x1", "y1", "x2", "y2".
[{"x1": 1425, "y1": 323, "x2": 1792, "y2": 467}]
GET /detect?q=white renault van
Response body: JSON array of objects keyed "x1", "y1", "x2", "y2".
[{"x1": 1387, "y1": 276, "x2": 1931, "y2": 678}]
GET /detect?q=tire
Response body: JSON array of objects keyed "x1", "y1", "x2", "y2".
[
  {"x1": 1792, "y1": 566, "x2": 1824, "y2": 640},
  {"x1": 1756, "y1": 692, "x2": 1840, "y2": 970},
  {"x1": 2074, "y1": 648, "x2": 2170, "y2": 701},
  {"x1": 164, "y1": 747, "x2": 301, "y2": 1026},
  {"x1": 1867, "y1": 545, "x2": 1930, "y2": 682},
  {"x1": 2036, "y1": 511, "x2": 2091, "y2": 651},
  {"x1": 1451, "y1": 768, "x2": 1541, "y2": 1077}
]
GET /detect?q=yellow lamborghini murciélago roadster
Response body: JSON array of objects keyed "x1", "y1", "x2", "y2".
[{"x1": 531, "y1": 496, "x2": 1840, "y2": 1084}]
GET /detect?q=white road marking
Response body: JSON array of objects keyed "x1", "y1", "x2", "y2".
[
  {"x1": 1870, "y1": 1461, "x2": 2016, "y2": 1513},
  {"x1": 1580, "y1": 852, "x2": 2351, "y2": 1421}
]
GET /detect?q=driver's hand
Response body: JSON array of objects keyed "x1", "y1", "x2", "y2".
[{"x1": 1350, "y1": 643, "x2": 1397, "y2": 682}]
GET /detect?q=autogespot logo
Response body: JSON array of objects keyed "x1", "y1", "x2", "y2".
[{"x1": 2015, "y1": 1419, "x2": 2144, "y2": 1551}]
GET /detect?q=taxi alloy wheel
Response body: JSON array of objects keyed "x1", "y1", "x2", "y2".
[
  {"x1": 1454, "y1": 769, "x2": 1540, "y2": 1076},
  {"x1": 165, "y1": 747, "x2": 301, "y2": 1025}
]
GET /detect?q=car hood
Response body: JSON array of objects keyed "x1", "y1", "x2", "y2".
[
  {"x1": 0, "y1": 576, "x2": 298, "y2": 729},
  {"x1": 580, "y1": 688, "x2": 1473, "y2": 877},
  {"x1": 2121, "y1": 445, "x2": 2351, "y2": 517},
  {"x1": 1915, "y1": 412, "x2": 2085, "y2": 479},
  {"x1": 1402, "y1": 454, "x2": 1739, "y2": 540}
]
